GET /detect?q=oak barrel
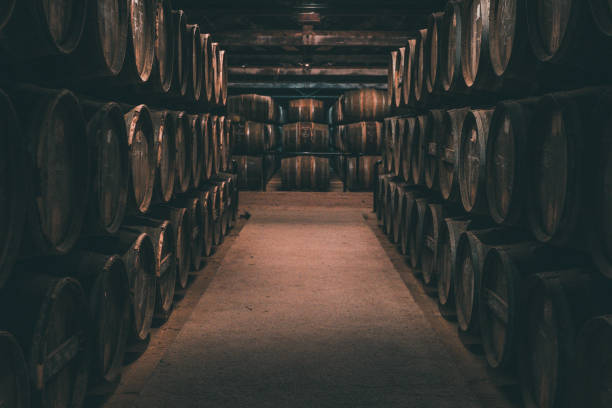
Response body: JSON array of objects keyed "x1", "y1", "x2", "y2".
[
  {"x1": 170, "y1": 10, "x2": 189, "y2": 98},
  {"x1": 282, "y1": 122, "x2": 330, "y2": 152},
  {"x1": 439, "y1": 108, "x2": 470, "y2": 202},
  {"x1": 402, "y1": 39, "x2": 417, "y2": 106},
  {"x1": 0, "y1": 330, "x2": 29, "y2": 408},
  {"x1": 235, "y1": 155, "x2": 266, "y2": 191},
  {"x1": 227, "y1": 94, "x2": 277, "y2": 123},
  {"x1": 187, "y1": 24, "x2": 203, "y2": 102},
  {"x1": 423, "y1": 109, "x2": 446, "y2": 190},
  {"x1": 414, "y1": 29, "x2": 429, "y2": 105},
  {"x1": 281, "y1": 156, "x2": 330, "y2": 191},
  {"x1": 202, "y1": 33, "x2": 214, "y2": 103},
  {"x1": 342, "y1": 89, "x2": 390, "y2": 123},
  {"x1": 439, "y1": 1, "x2": 467, "y2": 95},
  {"x1": 461, "y1": 0, "x2": 498, "y2": 91},
  {"x1": 188, "y1": 114, "x2": 203, "y2": 189},
  {"x1": 411, "y1": 115, "x2": 429, "y2": 185},
  {"x1": 119, "y1": 0, "x2": 156, "y2": 84},
  {"x1": 345, "y1": 156, "x2": 381, "y2": 191},
  {"x1": 426, "y1": 12, "x2": 445, "y2": 96},
  {"x1": 344, "y1": 122, "x2": 383, "y2": 154},
  {"x1": 288, "y1": 99, "x2": 326, "y2": 123},
  {"x1": 173, "y1": 111, "x2": 193, "y2": 194},
  {"x1": 151, "y1": 110, "x2": 176, "y2": 203},
  {"x1": 150, "y1": 0, "x2": 175, "y2": 93}
]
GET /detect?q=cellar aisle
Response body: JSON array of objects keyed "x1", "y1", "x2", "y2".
[{"x1": 106, "y1": 193, "x2": 512, "y2": 408}]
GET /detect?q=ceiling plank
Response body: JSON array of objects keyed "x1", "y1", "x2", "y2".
[
  {"x1": 228, "y1": 66, "x2": 387, "y2": 76},
  {"x1": 227, "y1": 53, "x2": 388, "y2": 66},
  {"x1": 228, "y1": 81, "x2": 387, "y2": 90},
  {"x1": 214, "y1": 30, "x2": 411, "y2": 47}
]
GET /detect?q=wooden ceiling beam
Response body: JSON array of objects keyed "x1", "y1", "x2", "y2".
[
  {"x1": 228, "y1": 81, "x2": 387, "y2": 90},
  {"x1": 214, "y1": 30, "x2": 411, "y2": 47},
  {"x1": 228, "y1": 66, "x2": 387, "y2": 76},
  {"x1": 227, "y1": 53, "x2": 388, "y2": 66}
]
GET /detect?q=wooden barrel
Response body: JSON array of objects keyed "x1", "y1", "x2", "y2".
[
  {"x1": 201, "y1": 33, "x2": 214, "y2": 103},
  {"x1": 281, "y1": 156, "x2": 330, "y2": 191},
  {"x1": 150, "y1": 0, "x2": 175, "y2": 93},
  {"x1": 148, "y1": 205, "x2": 191, "y2": 290},
  {"x1": 399, "y1": 188, "x2": 427, "y2": 256},
  {"x1": 0, "y1": 90, "x2": 26, "y2": 286},
  {"x1": 414, "y1": 28, "x2": 429, "y2": 105},
  {"x1": 461, "y1": 0, "x2": 498, "y2": 91},
  {"x1": 218, "y1": 49, "x2": 228, "y2": 106},
  {"x1": 589, "y1": 0, "x2": 612, "y2": 36},
  {"x1": 197, "y1": 189, "x2": 213, "y2": 258},
  {"x1": 211, "y1": 42, "x2": 221, "y2": 105},
  {"x1": 227, "y1": 94, "x2": 277, "y2": 123},
  {"x1": 233, "y1": 121, "x2": 267, "y2": 155},
  {"x1": 408, "y1": 197, "x2": 436, "y2": 270},
  {"x1": 0, "y1": 1, "x2": 15, "y2": 32},
  {"x1": 1, "y1": 0, "x2": 87, "y2": 59},
  {"x1": 518, "y1": 270, "x2": 608, "y2": 408},
  {"x1": 344, "y1": 122, "x2": 383, "y2": 154},
  {"x1": 421, "y1": 203, "x2": 443, "y2": 285},
  {"x1": 440, "y1": 1, "x2": 467, "y2": 95},
  {"x1": 188, "y1": 114, "x2": 203, "y2": 188},
  {"x1": 187, "y1": 24, "x2": 203, "y2": 102},
  {"x1": 383, "y1": 118, "x2": 393, "y2": 173},
  {"x1": 394, "y1": 47, "x2": 406, "y2": 108},
  {"x1": 401, "y1": 118, "x2": 414, "y2": 182},
  {"x1": 0, "y1": 330, "x2": 29, "y2": 408},
  {"x1": 201, "y1": 114, "x2": 213, "y2": 181},
  {"x1": 170, "y1": 10, "x2": 189, "y2": 98},
  {"x1": 83, "y1": 101, "x2": 129, "y2": 235},
  {"x1": 402, "y1": 39, "x2": 417, "y2": 106},
  {"x1": 288, "y1": 99, "x2": 326, "y2": 123},
  {"x1": 454, "y1": 227, "x2": 529, "y2": 334},
  {"x1": 209, "y1": 179, "x2": 229, "y2": 242},
  {"x1": 68, "y1": 0, "x2": 128, "y2": 79},
  {"x1": 282, "y1": 122, "x2": 330, "y2": 152},
  {"x1": 388, "y1": 50, "x2": 398, "y2": 106},
  {"x1": 411, "y1": 115, "x2": 429, "y2": 185},
  {"x1": 345, "y1": 156, "x2": 381, "y2": 191},
  {"x1": 216, "y1": 116, "x2": 226, "y2": 174},
  {"x1": 11, "y1": 87, "x2": 88, "y2": 255},
  {"x1": 329, "y1": 97, "x2": 344, "y2": 125},
  {"x1": 480, "y1": 243, "x2": 588, "y2": 371},
  {"x1": 486, "y1": 98, "x2": 539, "y2": 226},
  {"x1": 342, "y1": 89, "x2": 390, "y2": 123},
  {"x1": 392, "y1": 183, "x2": 411, "y2": 245},
  {"x1": 124, "y1": 105, "x2": 156, "y2": 214},
  {"x1": 265, "y1": 123, "x2": 279, "y2": 151},
  {"x1": 221, "y1": 116, "x2": 231, "y2": 171},
  {"x1": 424, "y1": 109, "x2": 445, "y2": 190},
  {"x1": 119, "y1": 0, "x2": 156, "y2": 84},
  {"x1": 173, "y1": 111, "x2": 192, "y2": 194},
  {"x1": 125, "y1": 220, "x2": 176, "y2": 323},
  {"x1": 526, "y1": 88, "x2": 606, "y2": 245},
  {"x1": 383, "y1": 180, "x2": 397, "y2": 237},
  {"x1": 458, "y1": 108, "x2": 494, "y2": 214},
  {"x1": 217, "y1": 172, "x2": 238, "y2": 229},
  {"x1": 205, "y1": 184, "x2": 224, "y2": 245},
  {"x1": 50, "y1": 252, "x2": 131, "y2": 385},
  {"x1": 439, "y1": 108, "x2": 470, "y2": 202},
  {"x1": 574, "y1": 315, "x2": 612, "y2": 407},
  {"x1": 426, "y1": 12, "x2": 445, "y2": 95},
  {"x1": 394, "y1": 118, "x2": 407, "y2": 179},
  {"x1": 150, "y1": 110, "x2": 176, "y2": 203},
  {"x1": 0, "y1": 273, "x2": 89, "y2": 408},
  {"x1": 235, "y1": 155, "x2": 266, "y2": 190},
  {"x1": 209, "y1": 115, "x2": 219, "y2": 177},
  {"x1": 175, "y1": 197, "x2": 204, "y2": 270}
]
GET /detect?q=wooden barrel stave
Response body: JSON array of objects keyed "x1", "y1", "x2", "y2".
[
  {"x1": 201, "y1": 33, "x2": 214, "y2": 104},
  {"x1": 400, "y1": 188, "x2": 427, "y2": 257},
  {"x1": 403, "y1": 39, "x2": 417, "y2": 107}
]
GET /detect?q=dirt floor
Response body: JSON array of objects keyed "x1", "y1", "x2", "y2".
[{"x1": 100, "y1": 192, "x2": 521, "y2": 408}]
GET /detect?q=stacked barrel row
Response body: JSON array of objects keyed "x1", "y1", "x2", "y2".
[
  {"x1": 375, "y1": 84, "x2": 612, "y2": 408},
  {"x1": 329, "y1": 89, "x2": 390, "y2": 191},
  {"x1": 229, "y1": 94, "x2": 282, "y2": 191},
  {"x1": 0, "y1": 0, "x2": 236, "y2": 405},
  {"x1": 281, "y1": 99, "x2": 331, "y2": 191}
]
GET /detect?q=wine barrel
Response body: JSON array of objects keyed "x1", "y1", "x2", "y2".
[
  {"x1": 148, "y1": 205, "x2": 191, "y2": 290},
  {"x1": 217, "y1": 172, "x2": 239, "y2": 228},
  {"x1": 383, "y1": 180, "x2": 397, "y2": 237},
  {"x1": 216, "y1": 116, "x2": 226, "y2": 173},
  {"x1": 282, "y1": 122, "x2": 330, "y2": 152},
  {"x1": 399, "y1": 188, "x2": 427, "y2": 257},
  {"x1": 170, "y1": 10, "x2": 189, "y2": 98},
  {"x1": 342, "y1": 89, "x2": 390, "y2": 123},
  {"x1": 0, "y1": 273, "x2": 90, "y2": 407},
  {"x1": 394, "y1": 47, "x2": 406, "y2": 108},
  {"x1": 0, "y1": 331, "x2": 29, "y2": 408},
  {"x1": 288, "y1": 99, "x2": 325, "y2": 123},
  {"x1": 235, "y1": 155, "x2": 266, "y2": 190},
  {"x1": 209, "y1": 179, "x2": 228, "y2": 242},
  {"x1": 329, "y1": 97, "x2": 344, "y2": 125},
  {"x1": 197, "y1": 189, "x2": 213, "y2": 258},
  {"x1": 414, "y1": 29, "x2": 429, "y2": 105},
  {"x1": 220, "y1": 116, "x2": 230, "y2": 171},
  {"x1": 440, "y1": 1, "x2": 467, "y2": 95},
  {"x1": 480, "y1": 243, "x2": 588, "y2": 371},
  {"x1": 518, "y1": 270, "x2": 608, "y2": 408},
  {"x1": 211, "y1": 42, "x2": 221, "y2": 105},
  {"x1": 421, "y1": 203, "x2": 443, "y2": 285},
  {"x1": 346, "y1": 156, "x2": 381, "y2": 191},
  {"x1": 11, "y1": 87, "x2": 88, "y2": 255},
  {"x1": 454, "y1": 227, "x2": 529, "y2": 334},
  {"x1": 150, "y1": 0, "x2": 175, "y2": 93},
  {"x1": 402, "y1": 39, "x2": 417, "y2": 106},
  {"x1": 188, "y1": 114, "x2": 203, "y2": 188},
  {"x1": 392, "y1": 183, "x2": 411, "y2": 245},
  {"x1": 187, "y1": 24, "x2": 203, "y2": 102},
  {"x1": 209, "y1": 115, "x2": 219, "y2": 177},
  {"x1": 408, "y1": 196, "x2": 435, "y2": 270},
  {"x1": 50, "y1": 252, "x2": 131, "y2": 385},
  {"x1": 124, "y1": 105, "x2": 156, "y2": 214},
  {"x1": 0, "y1": 0, "x2": 87, "y2": 59},
  {"x1": 486, "y1": 98, "x2": 539, "y2": 226},
  {"x1": 265, "y1": 123, "x2": 279, "y2": 151},
  {"x1": 173, "y1": 111, "x2": 192, "y2": 194},
  {"x1": 204, "y1": 184, "x2": 223, "y2": 246},
  {"x1": 0, "y1": 1, "x2": 15, "y2": 32},
  {"x1": 388, "y1": 50, "x2": 398, "y2": 106},
  {"x1": 345, "y1": 121, "x2": 383, "y2": 154},
  {"x1": 458, "y1": 108, "x2": 494, "y2": 214},
  {"x1": 119, "y1": 0, "x2": 156, "y2": 84},
  {"x1": 227, "y1": 94, "x2": 277, "y2": 123},
  {"x1": 574, "y1": 315, "x2": 612, "y2": 407},
  {"x1": 424, "y1": 109, "x2": 445, "y2": 190},
  {"x1": 174, "y1": 197, "x2": 204, "y2": 271},
  {"x1": 82, "y1": 101, "x2": 129, "y2": 235},
  {"x1": 461, "y1": 0, "x2": 498, "y2": 91},
  {"x1": 125, "y1": 220, "x2": 176, "y2": 322},
  {"x1": 426, "y1": 12, "x2": 445, "y2": 96},
  {"x1": 401, "y1": 118, "x2": 415, "y2": 182},
  {"x1": 590, "y1": 0, "x2": 612, "y2": 36},
  {"x1": 150, "y1": 110, "x2": 176, "y2": 203},
  {"x1": 67, "y1": 0, "x2": 128, "y2": 79},
  {"x1": 281, "y1": 156, "x2": 330, "y2": 191},
  {"x1": 0, "y1": 90, "x2": 26, "y2": 286},
  {"x1": 218, "y1": 49, "x2": 228, "y2": 106},
  {"x1": 411, "y1": 115, "x2": 429, "y2": 185},
  {"x1": 526, "y1": 88, "x2": 608, "y2": 245},
  {"x1": 201, "y1": 114, "x2": 214, "y2": 181},
  {"x1": 384, "y1": 117, "x2": 397, "y2": 176},
  {"x1": 391, "y1": 118, "x2": 405, "y2": 179},
  {"x1": 439, "y1": 108, "x2": 470, "y2": 202},
  {"x1": 201, "y1": 33, "x2": 214, "y2": 103}
]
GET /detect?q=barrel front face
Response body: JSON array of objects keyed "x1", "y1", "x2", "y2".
[
  {"x1": 462, "y1": 0, "x2": 489, "y2": 88},
  {"x1": 154, "y1": 0, "x2": 175, "y2": 92},
  {"x1": 589, "y1": 0, "x2": 612, "y2": 36},
  {"x1": 0, "y1": 0, "x2": 15, "y2": 32},
  {"x1": 403, "y1": 39, "x2": 417, "y2": 106},
  {"x1": 426, "y1": 13, "x2": 444, "y2": 95},
  {"x1": 174, "y1": 112, "x2": 191, "y2": 193},
  {"x1": 440, "y1": 2, "x2": 463, "y2": 93},
  {"x1": 411, "y1": 115, "x2": 428, "y2": 185},
  {"x1": 202, "y1": 34, "x2": 213, "y2": 103},
  {"x1": 125, "y1": 105, "x2": 156, "y2": 214},
  {"x1": 388, "y1": 50, "x2": 398, "y2": 104},
  {"x1": 439, "y1": 108, "x2": 469, "y2": 201},
  {"x1": 421, "y1": 204, "x2": 441, "y2": 285},
  {"x1": 526, "y1": 0, "x2": 573, "y2": 62},
  {"x1": 0, "y1": 331, "x2": 29, "y2": 408},
  {"x1": 454, "y1": 233, "x2": 479, "y2": 332},
  {"x1": 188, "y1": 24, "x2": 203, "y2": 101},
  {"x1": 489, "y1": 0, "x2": 518, "y2": 76},
  {"x1": 437, "y1": 221, "x2": 454, "y2": 307},
  {"x1": 189, "y1": 114, "x2": 203, "y2": 188},
  {"x1": 414, "y1": 29, "x2": 428, "y2": 104},
  {"x1": 129, "y1": 0, "x2": 156, "y2": 82},
  {"x1": 154, "y1": 221, "x2": 176, "y2": 320},
  {"x1": 151, "y1": 111, "x2": 176, "y2": 203},
  {"x1": 424, "y1": 110, "x2": 446, "y2": 190},
  {"x1": 95, "y1": 0, "x2": 129, "y2": 76},
  {"x1": 173, "y1": 10, "x2": 189, "y2": 97}
]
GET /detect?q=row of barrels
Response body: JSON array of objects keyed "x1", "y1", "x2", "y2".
[
  {"x1": 234, "y1": 155, "x2": 279, "y2": 191},
  {"x1": 374, "y1": 175, "x2": 612, "y2": 408},
  {"x1": 0, "y1": 84, "x2": 233, "y2": 289},
  {"x1": 228, "y1": 94, "x2": 283, "y2": 124},
  {"x1": 0, "y1": 0, "x2": 228, "y2": 106},
  {"x1": 381, "y1": 87, "x2": 612, "y2": 280},
  {"x1": 388, "y1": 0, "x2": 612, "y2": 109},
  {"x1": 0, "y1": 173, "x2": 239, "y2": 408},
  {"x1": 281, "y1": 156, "x2": 330, "y2": 191},
  {"x1": 328, "y1": 88, "x2": 390, "y2": 125}
]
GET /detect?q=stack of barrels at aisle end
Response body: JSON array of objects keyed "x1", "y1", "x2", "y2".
[
  {"x1": 329, "y1": 88, "x2": 390, "y2": 191},
  {"x1": 281, "y1": 98, "x2": 331, "y2": 191},
  {"x1": 378, "y1": 1, "x2": 612, "y2": 406},
  {"x1": 229, "y1": 94, "x2": 283, "y2": 190},
  {"x1": 0, "y1": 1, "x2": 237, "y2": 406}
]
